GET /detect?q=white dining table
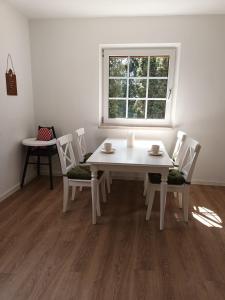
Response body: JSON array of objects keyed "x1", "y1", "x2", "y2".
[{"x1": 86, "y1": 138, "x2": 173, "y2": 230}]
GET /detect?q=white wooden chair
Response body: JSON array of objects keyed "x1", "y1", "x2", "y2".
[
  {"x1": 143, "y1": 130, "x2": 187, "y2": 197},
  {"x1": 56, "y1": 134, "x2": 106, "y2": 221},
  {"x1": 75, "y1": 128, "x2": 112, "y2": 194},
  {"x1": 75, "y1": 128, "x2": 91, "y2": 163},
  {"x1": 171, "y1": 130, "x2": 187, "y2": 166},
  {"x1": 145, "y1": 138, "x2": 201, "y2": 228}
]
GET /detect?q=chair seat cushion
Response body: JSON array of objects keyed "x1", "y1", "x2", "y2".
[
  {"x1": 149, "y1": 169, "x2": 185, "y2": 185},
  {"x1": 81, "y1": 152, "x2": 93, "y2": 163},
  {"x1": 67, "y1": 165, "x2": 103, "y2": 180}
]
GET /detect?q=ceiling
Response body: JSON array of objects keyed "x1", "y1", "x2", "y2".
[{"x1": 7, "y1": 0, "x2": 225, "y2": 19}]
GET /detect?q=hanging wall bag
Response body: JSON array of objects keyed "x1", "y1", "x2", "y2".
[{"x1": 5, "y1": 54, "x2": 18, "y2": 96}]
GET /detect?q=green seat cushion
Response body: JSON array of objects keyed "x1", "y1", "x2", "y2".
[
  {"x1": 81, "y1": 152, "x2": 93, "y2": 163},
  {"x1": 149, "y1": 169, "x2": 185, "y2": 185},
  {"x1": 67, "y1": 165, "x2": 102, "y2": 180}
]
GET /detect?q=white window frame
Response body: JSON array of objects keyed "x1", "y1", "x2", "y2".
[{"x1": 99, "y1": 44, "x2": 179, "y2": 128}]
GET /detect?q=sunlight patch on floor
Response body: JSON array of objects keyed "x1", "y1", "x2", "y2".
[{"x1": 192, "y1": 206, "x2": 223, "y2": 228}]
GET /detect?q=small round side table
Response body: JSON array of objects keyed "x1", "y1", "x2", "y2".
[{"x1": 21, "y1": 138, "x2": 57, "y2": 189}]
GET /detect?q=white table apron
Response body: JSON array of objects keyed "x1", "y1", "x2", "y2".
[{"x1": 87, "y1": 138, "x2": 173, "y2": 230}]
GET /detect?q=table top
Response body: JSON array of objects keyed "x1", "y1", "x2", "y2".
[
  {"x1": 87, "y1": 138, "x2": 173, "y2": 168},
  {"x1": 22, "y1": 138, "x2": 57, "y2": 147}
]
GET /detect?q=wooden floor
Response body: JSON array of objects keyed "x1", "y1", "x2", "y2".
[{"x1": 0, "y1": 177, "x2": 225, "y2": 300}]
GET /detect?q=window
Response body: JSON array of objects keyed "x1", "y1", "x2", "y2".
[{"x1": 101, "y1": 46, "x2": 177, "y2": 127}]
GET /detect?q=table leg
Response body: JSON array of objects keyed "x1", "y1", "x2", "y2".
[
  {"x1": 37, "y1": 149, "x2": 40, "y2": 176},
  {"x1": 160, "y1": 171, "x2": 168, "y2": 230},
  {"x1": 48, "y1": 149, "x2": 53, "y2": 190},
  {"x1": 21, "y1": 147, "x2": 31, "y2": 188},
  {"x1": 106, "y1": 171, "x2": 111, "y2": 194},
  {"x1": 91, "y1": 169, "x2": 98, "y2": 224}
]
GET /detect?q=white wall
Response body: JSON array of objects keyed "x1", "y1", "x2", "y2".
[
  {"x1": 30, "y1": 16, "x2": 225, "y2": 185},
  {"x1": 0, "y1": 0, "x2": 35, "y2": 200}
]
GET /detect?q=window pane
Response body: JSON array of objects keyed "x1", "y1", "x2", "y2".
[
  {"x1": 129, "y1": 57, "x2": 148, "y2": 77},
  {"x1": 147, "y1": 100, "x2": 166, "y2": 119},
  {"x1": 109, "y1": 100, "x2": 126, "y2": 118},
  {"x1": 109, "y1": 56, "x2": 128, "y2": 77},
  {"x1": 109, "y1": 79, "x2": 127, "y2": 98},
  {"x1": 148, "y1": 79, "x2": 167, "y2": 98},
  {"x1": 150, "y1": 56, "x2": 169, "y2": 77},
  {"x1": 128, "y1": 100, "x2": 145, "y2": 119},
  {"x1": 129, "y1": 79, "x2": 147, "y2": 98}
]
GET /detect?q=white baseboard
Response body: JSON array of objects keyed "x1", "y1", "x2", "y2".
[
  {"x1": 0, "y1": 183, "x2": 20, "y2": 203},
  {"x1": 192, "y1": 180, "x2": 225, "y2": 187},
  {"x1": 112, "y1": 174, "x2": 225, "y2": 186},
  {"x1": 41, "y1": 170, "x2": 62, "y2": 176},
  {"x1": 112, "y1": 172, "x2": 144, "y2": 181},
  {"x1": 0, "y1": 170, "x2": 38, "y2": 203},
  {"x1": 44, "y1": 169, "x2": 225, "y2": 187},
  {"x1": 2, "y1": 173, "x2": 222, "y2": 203}
]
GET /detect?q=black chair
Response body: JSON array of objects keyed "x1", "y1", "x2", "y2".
[{"x1": 21, "y1": 126, "x2": 58, "y2": 189}]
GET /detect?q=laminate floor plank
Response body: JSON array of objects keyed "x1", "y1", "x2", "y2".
[{"x1": 0, "y1": 177, "x2": 225, "y2": 300}]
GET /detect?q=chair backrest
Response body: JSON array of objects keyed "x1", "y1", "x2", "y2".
[
  {"x1": 172, "y1": 131, "x2": 187, "y2": 166},
  {"x1": 38, "y1": 125, "x2": 57, "y2": 139},
  {"x1": 179, "y1": 138, "x2": 201, "y2": 183},
  {"x1": 56, "y1": 134, "x2": 76, "y2": 175},
  {"x1": 75, "y1": 128, "x2": 88, "y2": 162}
]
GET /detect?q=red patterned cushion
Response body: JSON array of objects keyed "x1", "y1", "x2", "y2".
[{"x1": 37, "y1": 128, "x2": 53, "y2": 141}]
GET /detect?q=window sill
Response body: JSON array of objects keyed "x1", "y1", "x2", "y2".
[{"x1": 98, "y1": 123, "x2": 174, "y2": 130}]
